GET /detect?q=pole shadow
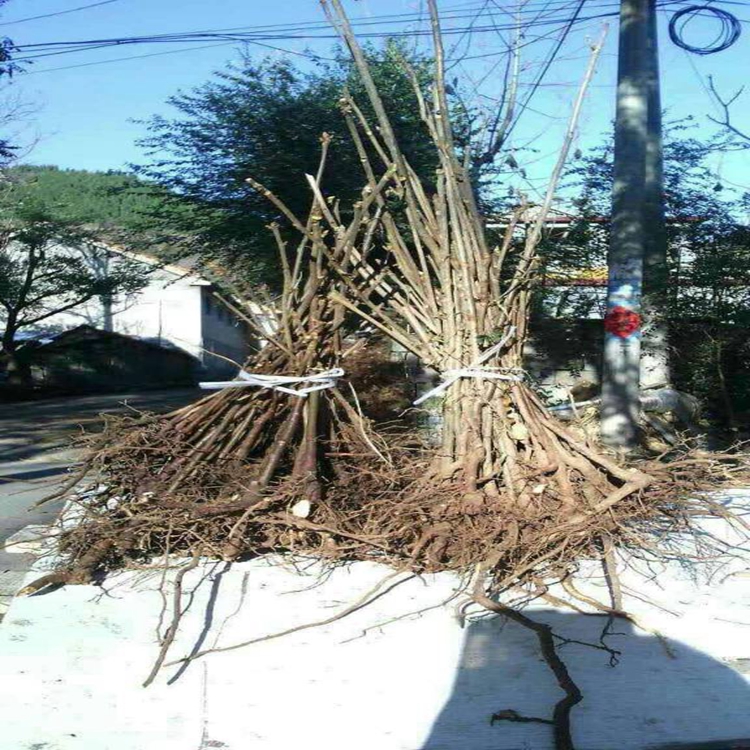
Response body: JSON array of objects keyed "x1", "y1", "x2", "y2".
[{"x1": 421, "y1": 609, "x2": 750, "y2": 750}]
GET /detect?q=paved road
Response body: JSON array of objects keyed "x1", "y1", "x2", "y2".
[
  {"x1": 0, "y1": 459, "x2": 69, "y2": 568},
  {"x1": 0, "y1": 388, "x2": 205, "y2": 612},
  {"x1": 0, "y1": 387, "x2": 204, "y2": 464},
  {"x1": 0, "y1": 457, "x2": 74, "y2": 612}
]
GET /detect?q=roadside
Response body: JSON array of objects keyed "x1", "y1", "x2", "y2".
[
  {"x1": 0, "y1": 388, "x2": 204, "y2": 615},
  {"x1": 0, "y1": 387, "x2": 204, "y2": 464},
  {"x1": 0, "y1": 459, "x2": 70, "y2": 614}
]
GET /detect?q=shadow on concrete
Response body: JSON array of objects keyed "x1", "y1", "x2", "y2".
[
  {"x1": 0, "y1": 388, "x2": 203, "y2": 463},
  {"x1": 0, "y1": 464, "x2": 71, "y2": 483},
  {"x1": 421, "y1": 610, "x2": 750, "y2": 750},
  {"x1": 167, "y1": 562, "x2": 232, "y2": 686}
]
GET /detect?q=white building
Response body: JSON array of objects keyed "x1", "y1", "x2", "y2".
[{"x1": 26, "y1": 246, "x2": 251, "y2": 380}]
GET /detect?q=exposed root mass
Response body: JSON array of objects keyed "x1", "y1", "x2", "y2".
[{"x1": 23, "y1": 3, "x2": 750, "y2": 747}]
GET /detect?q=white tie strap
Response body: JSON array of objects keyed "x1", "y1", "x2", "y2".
[
  {"x1": 413, "y1": 329, "x2": 522, "y2": 406},
  {"x1": 200, "y1": 367, "x2": 344, "y2": 397}
]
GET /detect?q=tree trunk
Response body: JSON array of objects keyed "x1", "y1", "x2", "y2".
[
  {"x1": 640, "y1": 0, "x2": 671, "y2": 391},
  {"x1": 713, "y1": 338, "x2": 738, "y2": 431},
  {"x1": 1, "y1": 321, "x2": 33, "y2": 389}
]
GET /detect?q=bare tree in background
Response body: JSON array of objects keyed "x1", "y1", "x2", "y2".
[
  {"x1": 707, "y1": 75, "x2": 750, "y2": 146},
  {"x1": 0, "y1": 209, "x2": 148, "y2": 387}
]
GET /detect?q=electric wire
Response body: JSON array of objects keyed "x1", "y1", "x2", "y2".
[
  {"x1": 501, "y1": 0, "x2": 589, "y2": 143},
  {"x1": 668, "y1": 4, "x2": 741, "y2": 53},
  {"x1": 10, "y1": 0, "x2": 747, "y2": 77},
  {"x1": 10, "y1": 0, "x2": 700, "y2": 64},
  {"x1": 0, "y1": 0, "x2": 121, "y2": 27}
]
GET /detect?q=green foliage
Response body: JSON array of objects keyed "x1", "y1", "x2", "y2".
[
  {"x1": 0, "y1": 0, "x2": 36, "y2": 161},
  {"x1": 539, "y1": 124, "x2": 750, "y2": 424},
  {"x1": 0, "y1": 35, "x2": 21, "y2": 80},
  {"x1": 0, "y1": 168, "x2": 154, "y2": 387},
  {"x1": 2, "y1": 165, "x2": 164, "y2": 231},
  {"x1": 559, "y1": 124, "x2": 750, "y2": 309},
  {"x1": 0, "y1": 195, "x2": 150, "y2": 351},
  {"x1": 134, "y1": 42, "x2": 444, "y2": 286},
  {"x1": 670, "y1": 324, "x2": 750, "y2": 426}
]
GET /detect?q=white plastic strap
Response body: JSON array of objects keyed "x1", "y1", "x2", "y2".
[
  {"x1": 200, "y1": 367, "x2": 344, "y2": 398},
  {"x1": 413, "y1": 329, "x2": 521, "y2": 406}
]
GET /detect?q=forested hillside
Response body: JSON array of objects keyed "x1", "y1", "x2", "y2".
[{"x1": 2, "y1": 165, "x2": 162, "y2": 229}]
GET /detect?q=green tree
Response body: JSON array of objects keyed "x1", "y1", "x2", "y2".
[
  {"x1": 0, "y1": 199, "x2": 149, "y2": 387},
  {"x1": 3, "y1": 165, "x2": 167, "y2": 235},
  {"x1": 134, "y1": 43, "x2": 445, "y2": 285},
  {"x1": 539, "y1": 127, "x2": 750, "y2": 424}
]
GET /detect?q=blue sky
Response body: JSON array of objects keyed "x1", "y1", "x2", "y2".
[{"x1": 3, "y1": 0, "x2": 749, "y2": 197}]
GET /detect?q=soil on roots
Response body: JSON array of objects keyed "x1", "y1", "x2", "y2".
[{"x1": 38, "y1": 407, "x2": 749, "y2": 596}]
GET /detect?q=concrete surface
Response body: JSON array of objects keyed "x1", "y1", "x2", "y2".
[
  {"x1": 0, "y1": 493, "x2": 749, "y2": 750},
  {"x1": 0, "y1": 388, "x2": 204, "y2": 614},
  {"x1": 0, "y1": 458, "x2": 71, "y2": 615},
  {"x1": 0, "y1": 459, "x2": 71, "y2": 542},
  {"x1": 4, "y1": 524, "x2": 54, "y2": 554}
]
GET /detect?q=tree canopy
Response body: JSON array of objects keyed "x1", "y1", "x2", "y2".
[
  {"x1": 0, "y1": 219, "x2": 148, "y2": 386},
  {"x1": 2, "y1": 165, "x2": 164, "y2": 231},
  {"x1": 134, "y1": 43, "x2": 449, "y2": 285},
  {"x1": 557, "y1": 126, "x2": 750, "y2": 318},
  {"x1": 536, "y1": 125, "x2": 750, "y2": 425},
  {"x1": 0, "y1": 0, "x2": 35, "y2": 162}
]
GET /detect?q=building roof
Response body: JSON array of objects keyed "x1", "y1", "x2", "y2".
[
  {"x1": 544, "y1": 267, "x2": 608, "y2": 287},
  {"x1": 28, "y1": 325, "x2": 199, "y2": 359},
  {"x1": 89, "y1": 241, "x2": 212, "y2": 286}
]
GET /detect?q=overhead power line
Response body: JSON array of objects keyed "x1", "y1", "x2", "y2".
[
  {"x1": 668, "y1": 4, "x2": 742, "y2": 53},
  {"x1": 21, "y1": 41, "x2": 240, "y2": 75},
  {"x1": 2, "y1": 0, "x2": 666, "y2": 48},
  {"x1": 10, "y1": 0, "x2": 697, "y2": 66},
  {"x1": 11, "y1": 0, "x2": 747, "y2": 76},
  {"x1": 5, "y1": 0, "x2": 582, "y2": 42},
  {"x1": 504, "y1": 0, "x2": 589, "y2": 141},
  {"x1": 0, "y1": 0, "x2": 121, "y2": 27}
]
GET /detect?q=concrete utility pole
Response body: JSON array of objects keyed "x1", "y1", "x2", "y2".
[
  {"x1": 601, "y1": 0, "x2": 651, "y2": 448},
  {"x1": 641, "y1": 0, "x2": 670, "y2": 390}
]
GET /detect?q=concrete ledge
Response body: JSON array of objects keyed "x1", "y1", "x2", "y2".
[
  {"x1": 0, "y1": 570, "x2": 31, "y2": 617},
  {"x1": 3, "y1": 524, "x2": 53, "y2": 555},
  {"x1": 0, "y1": 495, "x2": 749, "y2": 749}
]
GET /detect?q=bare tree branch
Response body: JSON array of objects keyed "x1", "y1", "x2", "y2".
[{"x1": 707, "y1": 74, "x2": 750, "y2": 144}]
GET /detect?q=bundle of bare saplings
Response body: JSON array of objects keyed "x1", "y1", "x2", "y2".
[{"x1": 27, "y1": 1, "x2": 748, "y2": 745}]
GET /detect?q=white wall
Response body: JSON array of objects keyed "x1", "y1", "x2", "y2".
[
  {"x1": 12, "y1": 243, "x2": 251, "y2": 379},
  {"x1": 114, "y1": 271, "x2": 204, "y2": 361},
  {"x1": 199, "y1": 287, "x2": 251, "y2": 378},
  {"x1": 42, "y1": 266, "x2": 205, "y2": 361}
]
